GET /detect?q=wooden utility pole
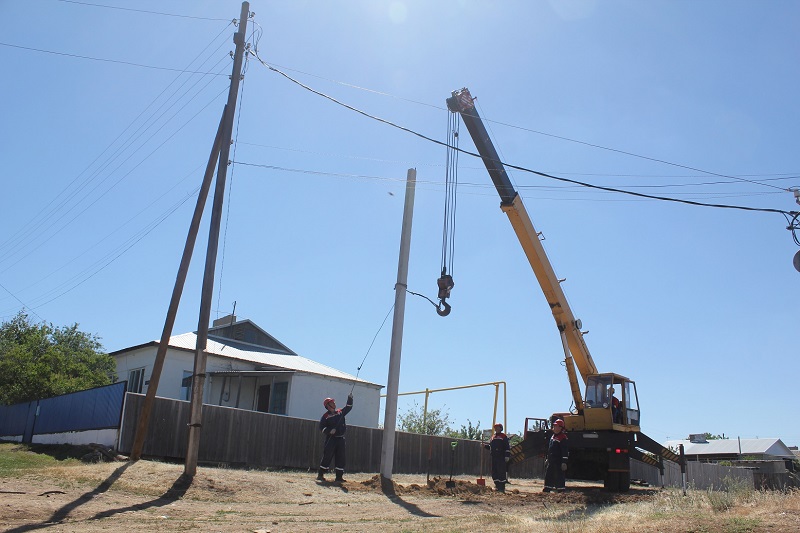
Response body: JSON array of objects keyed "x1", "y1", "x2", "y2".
[
  {"x1": 129, "y1": 109, "x2": 226, "y2": 461},
  {"x1": 184, "y1": 1, "x2": 250, "y2": 477}
]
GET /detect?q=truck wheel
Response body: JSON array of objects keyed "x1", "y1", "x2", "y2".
[
  {"x1": 603, "y1": 472, "x2": 619, "y2": 492},
  {"x1": 618, "y1": 471, "x2": 631, "y2": 493}
]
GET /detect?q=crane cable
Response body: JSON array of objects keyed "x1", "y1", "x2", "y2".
[{"x1": 435, "y1": 112, "x2": 458, "y2": 317}]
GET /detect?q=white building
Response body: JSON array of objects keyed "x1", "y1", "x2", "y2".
[{"x1": 110, "y1": 315, "x2": 382, "y2": 428}]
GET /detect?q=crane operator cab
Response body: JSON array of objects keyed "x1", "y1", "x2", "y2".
[{"x1": 582, "y1": 373, "x2": 640, "y2": 432}]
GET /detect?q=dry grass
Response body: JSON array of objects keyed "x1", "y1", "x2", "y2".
[{"x1": 1, "y1": 443, "x2": 799, "y2": 532}]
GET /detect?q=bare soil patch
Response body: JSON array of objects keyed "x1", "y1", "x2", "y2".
[{"x1": 1, "y1": 455, "x2": 799, "y2": 532}]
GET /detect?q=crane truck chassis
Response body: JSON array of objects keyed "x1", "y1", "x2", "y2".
[{"x1": 446, "y1": 88, "x2": 684, "y2": 492}]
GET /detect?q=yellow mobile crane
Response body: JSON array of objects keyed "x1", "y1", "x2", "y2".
[{"x1": 446, "y1": 88, "x2": 682, "y2": 492}]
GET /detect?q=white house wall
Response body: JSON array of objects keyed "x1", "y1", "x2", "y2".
[
  {"x1": 114, "y1": 346, "x2": 196, "y2": 400},
  {"x1": 289, "y1": 374, "x2": 380, "y2": 428},
  {"x1": 114, "y1": 346, "x2": 382, "y2": 427}
]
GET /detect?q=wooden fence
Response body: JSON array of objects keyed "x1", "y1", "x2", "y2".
[
  {"x1": 119, "y1": 393, "x2": 545, "y2": 478},
  {"x1": 631, "y1": 456, "x2": 755, "y2": 490},
  {"x1": 120, "y1": 393, "x2": 767, "y2": 490}
]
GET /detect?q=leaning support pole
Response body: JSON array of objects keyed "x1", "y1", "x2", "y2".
[
  {"x1": 129, "y1": 108, "x2": 226, "y2": 461},
  {"x1": 380, "y1": 168, "x2": 417, "y2": 483},
  {"x1": 184, "y1": 2, "x2": 250, "y2": 477}
]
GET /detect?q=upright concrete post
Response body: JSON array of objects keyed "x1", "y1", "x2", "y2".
[{"x1": 380, "y1": 168, "x2": 416, "y2": 481}]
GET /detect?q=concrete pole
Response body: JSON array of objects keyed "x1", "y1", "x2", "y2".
[
  {"x1": 380, "y1": 168, "x2": 416, "y2": 481},
  {"x1": 129, "y1": 108, "x2": 226, "y2": 461},
  {"x1": 184, "y1": 1, "x2": 249, "y2": 477}
]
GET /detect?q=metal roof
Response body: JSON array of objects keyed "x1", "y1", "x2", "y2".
[
  {"x1": 167, "y1": 332, "x2": 382, "y2": 388},
  {"x1": 665, "y1": 438, "x2": 795, "y2": 458}
]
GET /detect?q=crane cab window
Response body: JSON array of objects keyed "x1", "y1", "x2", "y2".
[
  {"x1": 584, "y1": 376, "x2": 616, "y2": 409},
  {"x1": 584, "y1": 375, "x2": 639, "y2": 426},
  {"x1": 623, "y1": 381, "x2": 640, "y2": 426}
]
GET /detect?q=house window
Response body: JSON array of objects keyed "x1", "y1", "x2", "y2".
[
  {"x1": 128, "y1": 368, "x2": 145, "y2": 394},
  {"x1": 270, "y1": 382, "x2": 288, "y2": 415},
  {"x1": 180, "y1": 371, "x2": 193, "y2": 401}
]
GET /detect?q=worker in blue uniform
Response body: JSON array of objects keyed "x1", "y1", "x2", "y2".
[
  {"x1": 484, "y1": 422, "x2": 511, "y2": 492},
  {"x1": 317, "y1": 393, "x2": 353, "y2": 483}
]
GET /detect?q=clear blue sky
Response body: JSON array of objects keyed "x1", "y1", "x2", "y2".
[{"x1": 1, "y1": 1, "x2": 798, "y2": 446}]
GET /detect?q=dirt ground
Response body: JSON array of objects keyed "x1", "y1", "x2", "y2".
[{"x1": 2, "y1": 458, "x2": 799, "y2": 532}]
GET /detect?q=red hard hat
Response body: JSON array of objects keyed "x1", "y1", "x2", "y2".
[
  {"x1": 494, "y1": 423, "x2": 503, "y2": 430},
  {"x1": 323, "y1": 398, "x2": 335, "y2": 408},
  {"x1": 553, "y1": 419, "x2": 565, "y2": 428}
]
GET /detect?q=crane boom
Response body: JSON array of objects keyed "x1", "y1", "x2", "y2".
[
  {"x1": 446, "y1": 89, "x2": 598, "y2": 407},
  {"x1": 446, "y1": 87, "x2": 685, "y2": 493}
]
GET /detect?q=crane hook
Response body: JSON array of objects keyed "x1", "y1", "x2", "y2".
[{"x1": 436, "y1": 270, "x2": 454, "y2": 317}]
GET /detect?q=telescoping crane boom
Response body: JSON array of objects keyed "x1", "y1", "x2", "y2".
[{"x1": 446, "y1": 88, "x2": 682, "y2": 492}]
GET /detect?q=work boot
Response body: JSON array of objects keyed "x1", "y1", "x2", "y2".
[
  {"x1": 495, "y1": 482, "x2": 505, "y2": 493},
  {"x1": 334, "y1": 469, "x2": 345, "y2": 483},
  {"x1": 316, "y1": 468, "x2": 327, "y2": 481}
]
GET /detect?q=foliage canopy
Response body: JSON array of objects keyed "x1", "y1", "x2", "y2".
[
  {"x1": 0, "y1": 311, "x2": 116, "y2": 405},
  {"x1": 397, "y1": 401, "x2": 453, "y2": 436}
]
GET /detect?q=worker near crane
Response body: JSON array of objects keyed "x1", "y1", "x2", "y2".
[
  {"x1": 609, "y1": 386, "x2": 622, "y2": 424},
  {"x1": 317, "y1": 393, "x2": 353, "y2": 483},
  {"x1": 484, "y1": 422, "x2": 511, "y2": 492},
  {"x1": 543, "y1": 419, "x2": 569, "y2": 493}
]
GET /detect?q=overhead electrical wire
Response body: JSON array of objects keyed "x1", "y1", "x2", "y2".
[
  {"x1": 0, "y1": 282, "x2": 45, "y2": 323},
  {"x1": 56, "y1": 0, "x2": 234, "y2": 21},
  {"x1": 477, "y1": 115, "x2": 786, "y2": 191},
  {"x1": 0, "y1": 42, "x2": 228, "y2": 75},
  {"x1": 231, "y1": 162, "x2": 789, "y2": 203},
  {"x1": 235, "y1": 141, "x2": 798, "y2": 186},
  {"x1": 1, "y1": 163, "x2": 207, "y2": 300},
  {"x1": 1, "y1": 42, "x2": 233, "y2": 262},
  {"x1": 245, "y1": 58, "x2": 788, "y2": 193},
  {"x1": 248, "y1": 53, "x2": 797, "y2": 218},
  {"x1": 0, "y1": 187, "x2": 201, "y2": 315},
  {"x1": 0, "y1": 83, "x2": 231, "y2": 274},
  {"x1": 0, "y1": 22, "x2": 234, "y2": 259}
]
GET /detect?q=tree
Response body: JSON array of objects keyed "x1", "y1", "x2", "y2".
[
  {"x1": 448, "y1": 419, "x2": 482, "y2": 440},
  {"x1": 397, "y1": 401, "x2": 452, "y2": 436},
  {"x1": 0, "y1": 311, "x2": 116, "y2": 405}
]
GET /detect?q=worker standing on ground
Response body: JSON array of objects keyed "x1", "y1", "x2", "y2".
[
  {"x1": 484, "y1": 423, "x2": 511, "y2": 492},
  {"x1": 317, "y1": 393, "x2": 353, "y2": 483},
  {"x1": 543, "y1": 419, "x2": 569, "y2": 493}
]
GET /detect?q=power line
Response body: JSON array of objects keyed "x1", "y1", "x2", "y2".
[
  {"x1": 0, "y1": 42, "x2": 228, "y2": 75},
  {"x1": 0, "y1": 24, "x2": 234, "y2": 260},
  {"x1": 249, "y1": 55, "x2": 796, "y2": 217},
  {"x1": 55, "y1": 0, "x2": 232, "y2": 21},
  {"x1": 249, "y1": 57, "x2": 788, "y2": 192},
  {"x1": 235, "y1": 141, "x2": 799, "y2": 185},
  {"x1": 0, "y1": 188, "x2": 199, "y2": 314},
  {"x1": 0, "y1": 282, "x2": 45, "y2": 323}
]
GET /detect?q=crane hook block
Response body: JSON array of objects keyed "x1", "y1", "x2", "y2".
[
  {"x1": 436, "y1": 274, "x2": 454, "y2": 317},
  {"x1": 437, "y1": 274, "x2": 454, "y2": 300}
]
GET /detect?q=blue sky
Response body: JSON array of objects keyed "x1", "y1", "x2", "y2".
[{"x1": 1, "y1": 1, "x2": 798, "y2": 446}]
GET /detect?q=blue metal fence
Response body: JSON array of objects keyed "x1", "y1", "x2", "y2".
[{"x1": 0, "y1": 382, "x2": 127, "y2": 442}]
